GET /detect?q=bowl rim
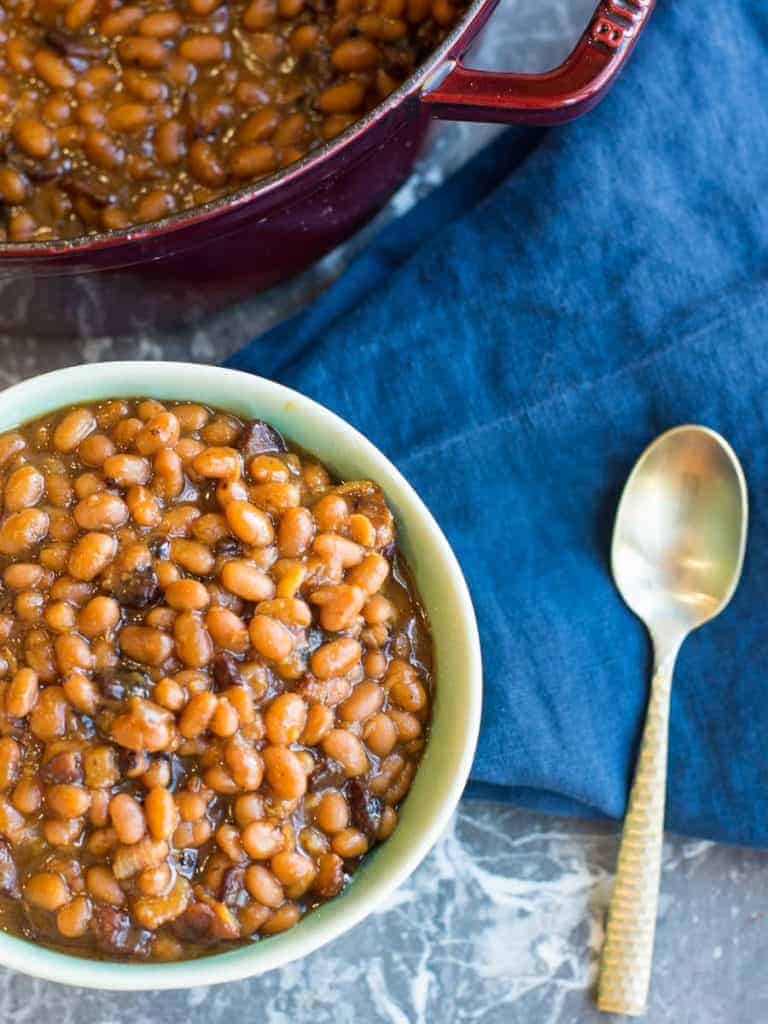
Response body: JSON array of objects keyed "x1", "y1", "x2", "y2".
[{"x1": 0, "y1": 361, "x2": 482, "y2": 990}]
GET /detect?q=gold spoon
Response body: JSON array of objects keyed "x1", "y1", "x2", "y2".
[{"x1": 598, "y1": 425, "x2": 748, "y2": 1016}]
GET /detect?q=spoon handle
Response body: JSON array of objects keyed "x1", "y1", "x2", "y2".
[{"x1": 597, "y1": 652, "x2": 675, "y2": 1017}]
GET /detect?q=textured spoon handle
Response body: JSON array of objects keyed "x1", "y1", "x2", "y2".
[{"x1": 597, "y1": 655, "x2": 674, "y2": 1017}]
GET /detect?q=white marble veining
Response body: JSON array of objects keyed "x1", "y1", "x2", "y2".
[
  {"x1": 0, "y1": 2, "x2": 763, "y2": 1020},
  {"x1": 0, "y1": 807, "x2": 765, "y2": 1022}
]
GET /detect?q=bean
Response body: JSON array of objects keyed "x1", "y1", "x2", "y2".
[
  {"x1": 221, "y1": 559, "x2": 274, "y2": 601},
  {"x1": 68, "y1": 531, "x2": 117, "y2": 580},
  {"x1": 192, "y1": 446, "x2": 241, "y2": 480},
  {"x1": 151, "y1": 119, "x2": 185, "y2": 166},
  {"x1": 244, "y1": 864, "x2": 283, "y2": 907},
  {"x1": 314, "y1": 532, "x2": 364, "y2": 568},
  {"x1": 109, "y1": 793, "x2": 146, "y2": 844},
  {"x1": 332, "y1": 827, "x2": 368, "y2": 858},
  {"x1": 57, "y1": 895, "x2": 92, "y2": 938},
  {"x1": 101, "y1": 6, "x2": 143, "y2": 35},
  {"x1": 234, "y1": 794, "x2": 268, "y2": 827},
  {"x1": 261, "y1": 901, "x2": 300, "y2": 934},
  {"x1": 249, "y1": 614, "x2": 293, "y2": 661},
  {"x1": 277, "y1": 506, "x2": 314, "y2": 557},
  {"x1": 188, "y1": 140, "x2": 226, "y2": 187},
  {"x1": 145, "y1": 786, "x2": 178, "y2": 841},
  {"x1": 53, "y1": 408, "x2": 96, "y2": 452},
  {"x1": 136, "y1": 189, "x2": 175, "y2": 222},
  {"x1": 225, "y1": 501, "x2": 274, "y2": 546},
  {"x1": 317, "y1": 79, "x2": 366, "y2": 113},
  {"x1": 6, "y1": 667, "x2": 39, "y2": 718},
  {"x1": 170, "y1": 539, "x2": 215, "y2": 576},
  {"x1": 0, "y1": 738, "x2": 20, "y2": 792},
  {"x1": 0, "y1": 508, "x2": 50, "y2": 555},
  {"x1": 243, "y1": 0, "x2": 276, "y2": 28},
  {"x1": 348, "y1": 553, "x2": 389, "y2": 594},
  {"x1": 126, "y1": 485, "x2": 161, "y2": 526},
  {"x1": 339, "y1": 680, "x2": 383, "y2": 722},
  {"x1": 179, "y1": 690, "x2": 217, "y2": 738},
  {"x1": 118, "y1": 36, "x2": 169, "y2": 68},
  {"x1": 84, "y1": 129, "x2": 124, "y2": 170},
  {"x1": 34, "y1": 49, "x2": 77, "y2": 89},
  {"x1": 238, "y1": 108, "x2": 279, "y2": 144},
  {"x1": 229, "y1": 143, "x2": 276, "y2": 179},
  {"x1": 119, "y1": 625, "x2": 174, "y2": 667},
  {"x1": 248, "y1": 481, "x2": 300, "y2": 514},
  {"x1": 164, "y1": 579, "x2": 209, "y2": 611},
  {"x1": 78, "y1": 433, "x2": 116, "y2": 467},
  {"x1": 25, "y1": 871, "x2": 70, "y2": 911},
  {"x1": 362, "y1": 712, "x2": 397, "y2": 757},
  {"x1": 140, "y1": 11, "x2": 183, "y2": 36},
  {"x1": 358, "y1": 12, "x2": 407, "y2": 38},
  {"x1": 311, "y1": 637, "x2": 361, "y2": 680},
  {"x1": 12, "y1": 777, "x2": 42, "y2": 815},
  {"x1": 262, "y1": 744, "x2": 306, "y2": 800},
  {"x1": 180, "y1": 34, "x2": 226, "y2": 63},
  {"x1": 74, "y1": 491, "x2": 129, "y2": 530},
  {"x1": 322, "y1": 729, "x2": 369, "y2": 776},
  {"x1": 205, "y1": 606, "x2": 249, "y2": 652},
  {"x1": 314, "y1": 791, "x2": 349, "y2": 834},
  {"x1": 86, "y1": 864, "x2": 125, "y2": 904},
  {"x1": 66, "y1": 0, "x2": 98, "y2": 30},
  {"x1": 264, "y1": 692, "x2": 307, "y2": 745},
  {"x1": 48, "y1": 783, "x2": 92, "y2": 818},
  {"x1": 255, "y1": 596, "x2": 311, "y2": 626},
  {"x1": 210, "y1": 696, "x2": 239, "y2": 737},
  {"x1": 63, "y1": 670, "x2": 100, "y2": 714},
  {"x1": 314, "y1": 852, "x2": 344, "y2": 898},
  {"x1": 5, "y1": 465, "x2": 45, "y2": 512},
  {"x1": 55, "y1": 633, "x2": 94, "y2": 673},
  {"x1": 13, "y1": 117, "x2": 54, "y2": 158},
  {"x1": 0, "y1": 166, "x2": 28, "y2": 204},
  {"x1": 108, "y1": 102, "x2": 149, "y2": 133},
  {"x1": 103, "y1": 454, "x2": 151, "y2": 487},
  {"x1": 310, "y1": 583, "x2": 365, "y2": 631},
  {"x1": 174, "y1": 611, "x2": 213, "y2": 668},
  {"x1": 301, "y1": 703, "x2": 334, "y2": 745},
  {"x1": 331, "y1": 37, "x2": 380, "y2": 71},
  {"x1": 4, "y1": 563, "x2": 42, "y2": 590},
  {"x1": 224, "y1": 733, "x2": 263, "y2": 790},
  {"x1": 78, "y1": 595, "x2": 121, "y2": 637},
  {"x1": 112, "y1": 836, "x2": 169, "y2": 879}
]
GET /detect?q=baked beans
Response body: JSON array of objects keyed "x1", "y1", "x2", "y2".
[
  {"x1": 0, "y1": 0, "x2": 463, "y2": 240},
  {"x1": 0, "y1": 398, "x2": 431, "y2": 961}
]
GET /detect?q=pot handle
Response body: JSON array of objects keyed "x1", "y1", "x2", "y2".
[{"x1": 421, "y1": 0, "x2": 656, "y2": 126}]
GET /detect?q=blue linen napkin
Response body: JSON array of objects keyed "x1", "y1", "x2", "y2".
[{"x1": 228, "y1": 0, "x2": 768, "y2": 846}]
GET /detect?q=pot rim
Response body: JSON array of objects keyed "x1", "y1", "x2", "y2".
[{"x1": 0, "y1": 0, "x2": 487, "y2": 261}]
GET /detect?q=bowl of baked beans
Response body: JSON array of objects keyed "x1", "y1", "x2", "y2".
[
  {"x1": 0, "y1": 361, "x2": 481, "y2": 989},
  {"x1": 0, "y1": 1, "x2": 656, "y2": 336}
]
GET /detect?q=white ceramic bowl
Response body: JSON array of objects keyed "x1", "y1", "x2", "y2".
[{"x1": 0, "y1": 362, "x2": 482, "y2": 990}]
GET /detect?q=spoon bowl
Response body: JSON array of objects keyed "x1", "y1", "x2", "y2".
[
  {"x1": 598, "y1": 424, "x2": 747, "y2": 1017},
  {"x1": 612, "y1": 425, "x2": 747, "y2": 643}
]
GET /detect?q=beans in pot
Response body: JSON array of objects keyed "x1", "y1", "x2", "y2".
[
  {"x1": 0, "y1": 398, "x2": 432, "y2": 961},
  {"x1": 0, "y1": 0, "x2": 464, "y2": 241}
]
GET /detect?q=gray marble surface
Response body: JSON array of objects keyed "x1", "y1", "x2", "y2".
[{"x1": 1, "y1": 1, "x2": 762, "y2": 1021}]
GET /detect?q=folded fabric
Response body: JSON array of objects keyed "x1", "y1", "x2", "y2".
[{"x1": 227, "y1": 0, "x2": 768, "y2": 846}]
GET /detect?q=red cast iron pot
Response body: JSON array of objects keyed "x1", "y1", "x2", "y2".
[{"x1": 0, "y1": 0, "x2": 655, "y2": 337}]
